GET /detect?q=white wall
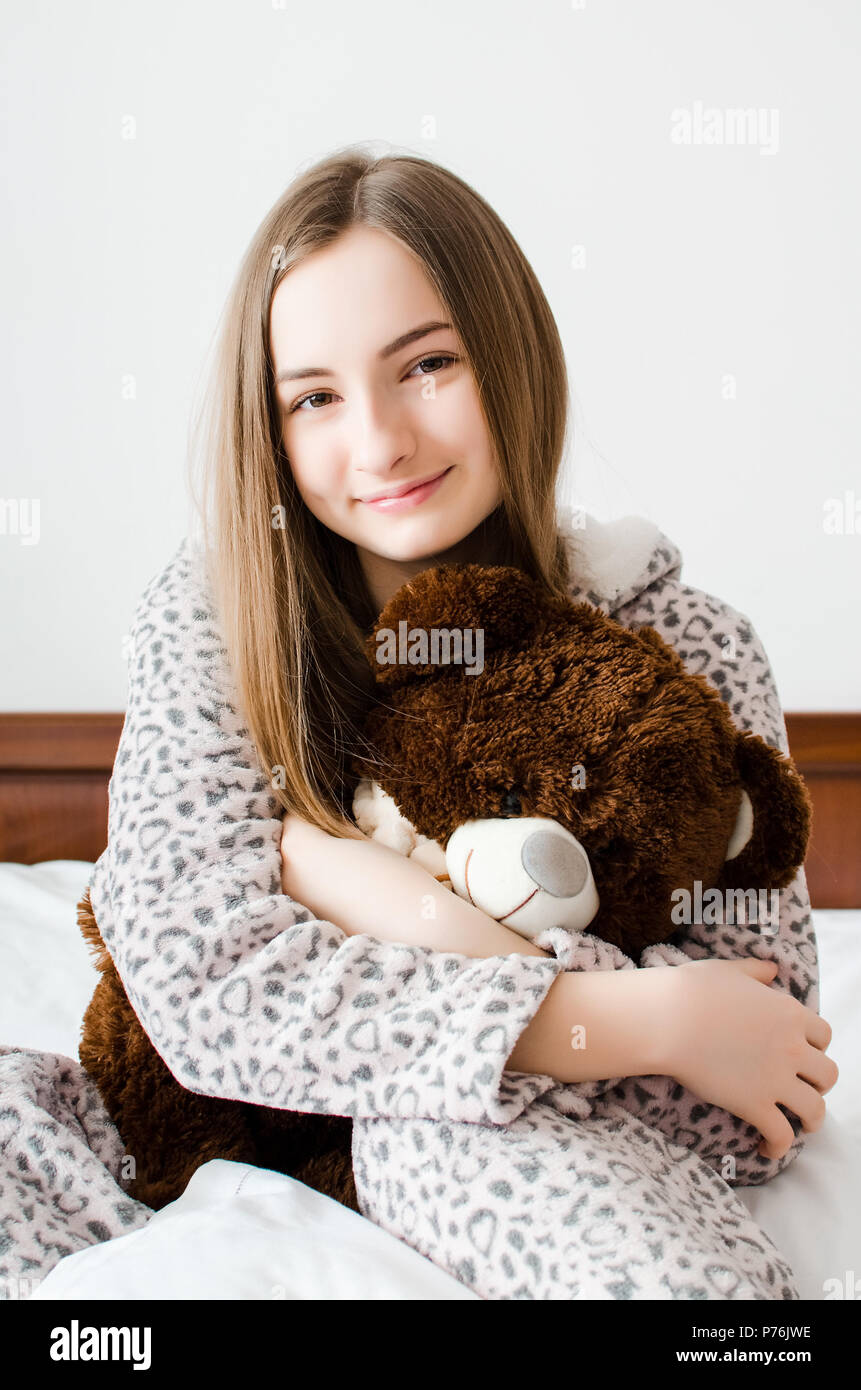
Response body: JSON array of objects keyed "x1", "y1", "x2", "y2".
[{"x1": 1, "y1": 0, "x2": 858, "y2": 710}]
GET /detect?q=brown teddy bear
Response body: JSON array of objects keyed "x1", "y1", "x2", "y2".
[{"x1": 78, "y1": 562, "x2": 811, "y2": 1215}]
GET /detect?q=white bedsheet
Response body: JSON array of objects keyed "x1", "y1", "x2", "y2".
[{"x1": 1, "y1": 860, "x2": 858, "y2": 1301}]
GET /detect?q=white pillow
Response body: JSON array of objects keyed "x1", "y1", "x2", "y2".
[{"x1": 32, "y1": 1159, "x2": 481, "y2": 1301}]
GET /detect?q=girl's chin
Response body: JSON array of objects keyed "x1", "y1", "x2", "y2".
[
  {"x1": 360, "y1": 514, "x2": 460, "y2": 547},
  {"x1": 361, "y1": 534, "x2": 457, "y2": 564}
]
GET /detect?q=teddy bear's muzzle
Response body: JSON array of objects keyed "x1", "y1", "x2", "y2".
[{"x1": 445, "y1": 817, "x2": 600, "y2": 941}]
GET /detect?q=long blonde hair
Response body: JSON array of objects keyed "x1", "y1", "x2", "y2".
[{"x1": 190, "y1": 144, "x2": 574, "y2": 838}]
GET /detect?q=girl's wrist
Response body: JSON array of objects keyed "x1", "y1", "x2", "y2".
[{"x1": 638, "y1": 964, "x2": 682, "y2": 1077}]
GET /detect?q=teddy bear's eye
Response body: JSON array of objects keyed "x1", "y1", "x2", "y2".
[{"x1": 499, "y1": 789, "x2": 523, "y2": 817}]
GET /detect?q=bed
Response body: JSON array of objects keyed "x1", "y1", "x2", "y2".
[{"x1": 0, "y1": 858, "x2": 857, "y2": 1302}]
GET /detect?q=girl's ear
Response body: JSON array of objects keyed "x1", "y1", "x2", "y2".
[{"x1": 718, "y1": 732, "x2": 813, "y2": 891}]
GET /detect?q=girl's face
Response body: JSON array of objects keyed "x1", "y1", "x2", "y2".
[{"x1": 269, "y1": 225, "x2": 502, "y2": 598}]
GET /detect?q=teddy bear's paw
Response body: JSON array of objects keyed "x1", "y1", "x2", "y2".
[
  {"x1": 408, "y1": 833, "x2": 449, "y2": 879},
  {"x1": 352, "y1": 778, "x2": 418, "y2": 856}
]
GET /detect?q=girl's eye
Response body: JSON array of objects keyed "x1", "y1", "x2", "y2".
[
  {"x1": 289, "y1": 390, "x2": 334, "y2": 414},
  {"x1": 410, "y1": 353, "x2": 457, "y2": 378},
  {"x1": 288, "y1": 353, "x2": 458, "y2": 414}
]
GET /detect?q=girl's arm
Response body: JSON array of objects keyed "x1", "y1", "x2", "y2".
[
  {"x1": 279, "y1": 810, "x2": 835, "y2": 1161},
  {"x1": 280, "y1": 812, "x2": 678, "y2": 1086},
  {"x1": 280, "y1": 812, "x2": 554, "y2": 959}
]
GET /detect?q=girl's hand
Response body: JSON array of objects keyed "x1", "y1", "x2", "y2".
[{"x1": 659, "y1": 956, "x2": 839, "y2": 1162}]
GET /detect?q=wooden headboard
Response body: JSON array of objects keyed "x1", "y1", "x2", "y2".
[{"x1": 0, "y1": 711, "x2": 859, "y2": 908}]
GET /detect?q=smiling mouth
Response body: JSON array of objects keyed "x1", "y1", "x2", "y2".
[
  {"x1": 359, "y1": 466, "x2": 453, "y2": 506},
  {"x1": 365, "y1": 468, "x2": 448, "y2": 502}
]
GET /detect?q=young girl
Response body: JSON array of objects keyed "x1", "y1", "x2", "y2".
[{"x1": 91, "y1": 145, "x2": 837, "y2": 1301}]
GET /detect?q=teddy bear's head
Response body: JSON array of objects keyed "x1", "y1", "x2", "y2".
[{"x1": 348, "y1": 563, "x2": 811, "y2": 957}]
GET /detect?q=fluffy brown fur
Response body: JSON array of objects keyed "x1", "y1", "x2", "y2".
[
  {"x1": 78, "y1": 562, "x2": 811, "y2": 1210},
  {"x1": 77, "y1": 888, "x2": 358, "y2": 1212}
]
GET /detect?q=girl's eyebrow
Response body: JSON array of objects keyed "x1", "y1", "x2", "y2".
[{"x1": 275, "y1": 320, "x2": 453, "y2": 383}]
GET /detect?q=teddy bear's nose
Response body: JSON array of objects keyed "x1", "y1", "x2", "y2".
[{"x1": 521, "y1": 830, "x2": 590, "y2": 898}]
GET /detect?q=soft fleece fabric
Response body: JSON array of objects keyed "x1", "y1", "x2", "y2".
[{"x1": 72, "y1": 509, "x2": 819, "y2": 1298}]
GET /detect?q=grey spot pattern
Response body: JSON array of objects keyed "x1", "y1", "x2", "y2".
[
  {"x1": 0, "y1": 1048, "x2": 152, "y2": 1297},
  {"x1": 352, "y1": 1100, "x2": 800, "y2": 1300},
  {"x1": 1, "y1": 518, "x2": 818, "y2": 1298}
]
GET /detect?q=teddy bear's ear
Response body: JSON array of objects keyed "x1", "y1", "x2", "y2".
[
  {"x1": 719, "y1": 732, "x2": 813, "y2": 891},
  {"x1": 364, "y1": 562, "x2": 546, "y2": 688}
]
